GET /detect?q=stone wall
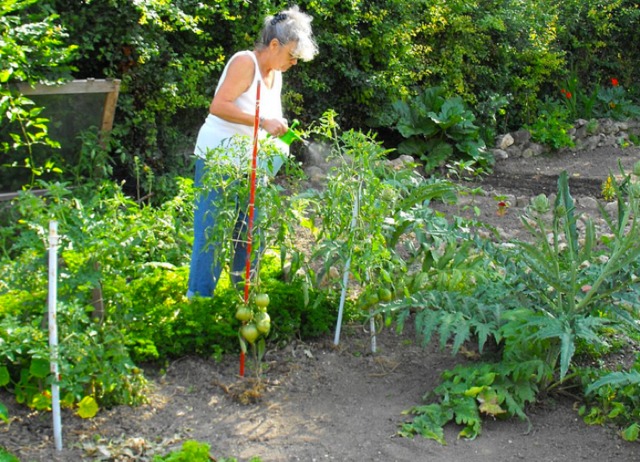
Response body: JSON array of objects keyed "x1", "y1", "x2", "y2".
[{"x1": 491, "y1": 119, "x2": 640, "y2": 160}]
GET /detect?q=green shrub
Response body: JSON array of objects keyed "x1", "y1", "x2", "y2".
[
  {"x1": 526, "y1": 96, "x2": 575, "y2": 150},
  {"x1": 0, "y1": 0, "x2": 77, "y2": 189},
  {"x1": 387, "y1": 87, "x2": 491, "y2": 175}
]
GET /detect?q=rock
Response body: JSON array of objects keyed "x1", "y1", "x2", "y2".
[
  {"x1": 496, "y1": 133, "x2": 514, "y2": 149},
  {"x1": 491, "y1": 148, "x2": 509, "y2": 160},
  {"x1": 576, "y1": 136, "x2": 601, "y2": 151},
  {"x1": 599, "y1": 135, "x2": 619, "y2": 147},
  {"x1": 578, "y1": 196, "x2": 599, "y2": 209},
  {"x1": 599, "y1": 118, "x2": 617, "y2": 135},
  {"x1": 511, "y1": 129, "x2": 532, "y2": 145},
  {"x1": 516, "y1": 195, "x2": 529, "y2": 207},
  {"x1": 493, "y1": 117, "x2": 637, "y2": 160},
  {"x1": 522, "y1": 142, "x2": 546, "y2": 158},
  {"x1": 573, "y1": 125, "x2": 588, "y2": 140},
  {"x1": 604, "y1": 201, "x2": 618, "y2": 215},
  {"x1": 398, "y1": 154, "x2": 415, "y2": 165},
  {"x1": 506, "y1": 145, "x2": 523, "y2": 158}
]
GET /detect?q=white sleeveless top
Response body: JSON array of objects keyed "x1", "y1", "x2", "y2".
[{"x1": 194, "y1": 50, "x2": 288, "y2": 175}]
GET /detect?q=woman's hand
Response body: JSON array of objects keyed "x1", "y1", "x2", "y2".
[{"x1": 261, "y1": 117, "x2": 288, "y2": 137}]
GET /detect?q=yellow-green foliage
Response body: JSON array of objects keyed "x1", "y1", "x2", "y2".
[{"x1": 601, "y1": 175, "x2": 616, "y2": 202}]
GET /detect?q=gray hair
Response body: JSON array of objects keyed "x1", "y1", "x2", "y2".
[{"x1": 257, "y1": 5, "x2": 318, "y2": 62}]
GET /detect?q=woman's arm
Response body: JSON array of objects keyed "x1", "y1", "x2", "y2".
[
  {"x1": 209, "y1": 54, "x2": 256, "y2": 126},
  {"x1": 209, "y1": 54, "x2": 287, "y2": 136}
]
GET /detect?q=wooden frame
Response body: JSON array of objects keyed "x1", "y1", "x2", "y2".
[
  {"x1": 15, "y1": 78, "x2": 121, "y2": 132},
  {"x1": 1, "y1": 78, "x2": 120, "y2": 202}
]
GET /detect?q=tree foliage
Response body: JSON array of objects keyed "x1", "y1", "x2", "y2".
[{"x1": 2, "y1": 0, "x2": 640, "y2": 191}]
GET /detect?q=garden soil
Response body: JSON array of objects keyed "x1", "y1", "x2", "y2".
[{"x1": 3, "y1": 145, "x2": 640, "y2": 462}]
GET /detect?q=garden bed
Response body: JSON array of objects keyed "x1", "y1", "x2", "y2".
[{"x1": 2, "y1": 144, "x2": 640, "y2": 462}]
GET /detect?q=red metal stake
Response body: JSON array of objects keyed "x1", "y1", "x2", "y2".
[{"x1": 240, "y1": 80, "x2": 261, "y2": 377}]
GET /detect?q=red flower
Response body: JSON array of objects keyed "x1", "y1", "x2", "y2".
[
  {"x1": 611, "y1": 78, "x2": 619, "y2": 87},
  {"x1": 560, "y1": 88, "x2": 567, "y2": 95},
  {"x1": 564, "y1": 91, "x2": 572, "y2": 99},
  {"x1": 496, "y1": 201, "x2": 508, "y2": 216}
]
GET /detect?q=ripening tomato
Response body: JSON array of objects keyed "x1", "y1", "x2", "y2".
[
  {"x1": 257, "y1": 320, "x2": 271, "y2": 335},
  {"x1": 255, "y1": 312, "x2": 271, "y2": 334},
  {"x1": 255, "y1": 293, "x2": 270, "y2": 309},
  {"x1": 240, "y1": 323, "x2": 259, "y2": 344},
  {"x1": 361, "y1": 292, "x2": 379, "y2": 310},
  {"x1": 235, "y1": 306, "x2": 253, "y2": 322},
  {"x1": 378, "y1": 287, "x2": 393, "y2": 302}
]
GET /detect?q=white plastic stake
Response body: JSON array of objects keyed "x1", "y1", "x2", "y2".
[
  {"x1": 334, "y1": 182, "x2": 362, "y2": 346},
  {"x1": 369, "y1": 309, "x2": 377, "y2": 353},
  {"x1": 48, "y1": 220, "x2": 62, "y2": 451},
  {"x1": 333, "y1": 255, "x2": 351, "y2": 345}
]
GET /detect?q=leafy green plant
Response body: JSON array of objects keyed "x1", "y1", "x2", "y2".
[
  {"x1": 303, "y1": 110, "x2": 459, "y2": 327},
  {"x1": 526, "y1": 97, "x2": 575, "y2": 150},
  {"x1": 152, "y1": 439, "x2": 263, "y2": 461},
  {"x1": 152, "y1": 440, "x2": 211, "y2": 462},
  {"x1": 0, "y1": 0, "x2": 77, "y2": 189},
  {"x1": 387, "y1": 166, "x2": 640, "y2": 444},
  {"x1": 0, "y1": 318, "x2": 51, "y2": 411},
  {"x1": 601, "y1": 175, "x2": 616, "y2": 201},
  {"x1": 305, "y1": 113, "x2": 398, "y2": 292},
  {"x1": 388, "y1": 87, "x2": 491, "y2": 175},
  {"x1": 580, "y1": 354, "x2": 640, "y2": 442},
  {"x1": 512, "y1": 170, "x2": 640, "y2": 381},
  {"x1": 557, "y1": 72, "x2": 600, "y2": 121},
  {"x1": 400, "y1": 361, "x2": 541, "y2": 443},
  {"x1": 594, "y1": 78, "x2": 640, "y2": 120},
  {"x1": 474, "y1": 92, "x2": 511, "y2": 145},
  {"x1": 0, "y1": 178, "x2": 195, "y2": 411},
  {"x1": 0, "y1": 447, "x2": 20, "y2": 462},
  {"x1": 0, "y1": 297, "x2": 148, "y2": 413}
]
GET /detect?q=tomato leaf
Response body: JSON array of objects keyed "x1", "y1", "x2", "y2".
[
  {"x1": 29, "y1": 358, "x2": 50, "y2": 379},
  {"x1": 0, "y1": 402, "x2": 9, "y2": 424},
  {"x1": 0, "y1": 366, "x2": 10, "y2": 387}
]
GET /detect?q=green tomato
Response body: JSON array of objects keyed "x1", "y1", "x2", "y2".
[
  {"x1": 254, "y1": 311, "x2": 270, "y2": 323},
  {"x1": 378, "y1": 287, "x2": 393, "y2": 302},
  {"x1": 257, "y1": 320, "x2": 271, "y2": 335},
  {"x1": 255, "y1": 293, "x2": 270, "y2": 309},
  {"x1": 255, "y1": 312, "x2": 271, "y2": 334},
  {"x1": 235, "y1": 306, "x2": 253, "y2": 323},
  {"x1": 361, "y1": 292, "x2": 379, "y2": 310},
  {"x1": 240, "y1": 323, "x2": 259, "y2": 344}
]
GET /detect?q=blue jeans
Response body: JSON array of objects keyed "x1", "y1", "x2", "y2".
[{"x1": 187, "y1": 157, "x2": 259, "y2": 298}]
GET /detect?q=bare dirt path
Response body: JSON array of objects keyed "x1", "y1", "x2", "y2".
[{"x1": 2, "y1": 322, "x2": 638, "y2": 461}]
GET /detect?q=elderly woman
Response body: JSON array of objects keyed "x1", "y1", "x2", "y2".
[{"x1": 187, "y1": 6, "x2": 318, "y2": 298}]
